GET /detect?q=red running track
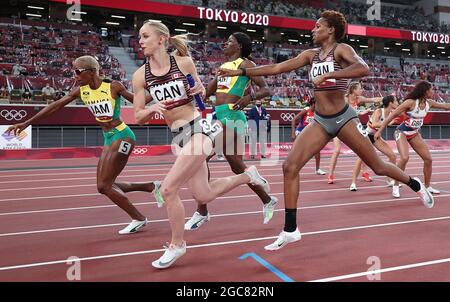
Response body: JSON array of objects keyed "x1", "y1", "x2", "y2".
[{"x1": 0, "y1": 153, "x2": 450, "y2": 282}]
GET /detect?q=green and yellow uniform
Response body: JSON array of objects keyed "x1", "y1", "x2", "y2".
[
  {"x1": 215, "y1": 58, "x2": 250, "y2": 134},
  {"x1": 80, "y1": 80, "x2": 135, "y2": 146}
]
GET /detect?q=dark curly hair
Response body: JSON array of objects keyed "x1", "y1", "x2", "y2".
[
  {"x1": 404, "y1": 80, "x2": 432, "y2": 101},
  {"x1": 320, "y1": 10, "x2": 347, "y2": 41}
]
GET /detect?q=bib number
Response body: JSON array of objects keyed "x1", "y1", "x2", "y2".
[
  {"x1": 199, "y1": 118, "x2": 223, "y2": 139},
  {"x1": 118, "y1": 141, "x2": 133, "y2": 155}
]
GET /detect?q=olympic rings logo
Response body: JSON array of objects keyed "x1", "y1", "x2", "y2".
[
  {"x1": 132, "y1": 147, "x2": 148, "y2": 155},
  {"x1": 0, "y1": 110, "x2": 27, "y2": 121},
  {"x1": 280, "y1": 113, "x2": 295, "y2": 122}
]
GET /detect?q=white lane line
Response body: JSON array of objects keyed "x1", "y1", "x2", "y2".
[
  {"x1": 309, "y1": 257, "x2": 450, "y2": 282},
  {"x1": 0, "y1": 193, "x2": 449, "y2": 237},
  {"x1": 0, "y1": 215, "x2": 449, "y2": 272},
  {"x1": 1, "y1": 153, "x2": 448, "y2": 175}
]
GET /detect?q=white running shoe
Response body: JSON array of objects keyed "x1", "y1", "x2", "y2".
[
  {"x1": 263, "y1": 196, "x2": 278, "y2": 224},
  {"x1": 316, "y1": 169, "x2": 326, "y2": 175},
  {"x1": 118, "y1": 218, "x2": 148, "y2": 235},
  {"x1": 153, "y1": 181, "x2": 164, "y2": 208},
  {"x1": 349, "y1": 183, "x2": 357, "y2": 191},
  {"x1": 217, "y1": 155, "x2": 225, "y2": 161},
  {"x1": 152, "y1": 241, "x2": 186, "y2": 269},
  {"x1": 264, "y1": 228, "x2": 302, "y2": 251},
  {"x1": 414, "y1": 177, "x2": 434, "y2": 208},
  {"x1": 392, "y1": 185, "x2": 400, "y2": 198},
  {"x1": 427, "y1": 186, "x2": 440, "y2": 194},
  {"x1": 245, "y1": 165, "x2": 270, "y2": 193},
  {"x1": 184, "y1": 211, "x2": 210, "y2": 230}
]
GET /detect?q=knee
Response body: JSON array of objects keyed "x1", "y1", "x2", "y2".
[
  {"x1": 160, "y1": 184, "x2": 177, "y2": 201},
  {"x1": 283, "y1": 160, "x2": 299, "y2": 177},
  {"x1": 97, "y1": 183, "x2": 110, "y2": 195}
]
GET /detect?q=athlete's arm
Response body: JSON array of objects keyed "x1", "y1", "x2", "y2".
[
  {"x1": 428, "y1": 99, "x2": 450, "y2": 110},
  {"x1": 6, "y1": 88, "x2": 79, "y2": 136},
  {"x1": 375, "y1": 99, "x2": 414, "y2": 136},
  {"x1": 218, "y1": 49, "x2": 316, "y2": 77}
]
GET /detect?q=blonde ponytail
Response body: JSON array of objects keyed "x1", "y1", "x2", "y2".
[
  {"x1": 143, "y1": 20, "x2": 190, "y2": 57},
  {"x1": 169, "y1": 35, "x2": 190, "y2": 57}
]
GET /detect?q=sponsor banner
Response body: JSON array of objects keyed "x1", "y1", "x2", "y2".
[
  {"x1": 0, "y1": 125, "x2": 32, "y2": 149},
  {"x1": 51, "y1": 0, "x2": 450, "y2": 44},
  {"x1": 2, "y1": 105, "x2": 450, "y2": 126}
]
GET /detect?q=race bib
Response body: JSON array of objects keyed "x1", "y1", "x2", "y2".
[
  {"x1": 217, "y1": 76, "x2": 232, "y2": 90},
  {"x1": 408, "y1": 119, "x2": 423, "y2": 129},
  {"x1": 88, "y1": 101, "x2": 113, "y2": 119},
  {"x1": 149, "y1": 80, "x2": 187, "y2": 102},
  {"x1": 310, "y1": 61, "x2": 336, "y2": 87},
  {"x1": 199, "y1": 118, "x2": 223, "y2": 139}
]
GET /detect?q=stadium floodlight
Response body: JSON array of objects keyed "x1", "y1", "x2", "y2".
[
  {"x1": 183, "y1": 23, "x2": 196, "y2": 27},
  {"x1": 106, "y1": 21, "x2": 120, "y2": 25},
  {"x1": 72, "y1": 11, "x2": 87, "y2": 15},
  {"x1": 147, "y1": 19, "x2": 162, "y2": 23},
  {"x1": 280, "y1": 33, "x2": 285, "y2": 35},
  {"x1": 288, "y1": 39, "x2": 299, "y2": 43},
  {"x1": 26, "y1": 13, "x2": 42, "y2": 17},
  {"x1": 360, "y1": 45, "x2": 368, "y2": 48},
  {"x1": 70, "y1": 18, "x2": 82, "y2": 22},
  {"x1": 217, "y1": 26, "x2": 227, "y2": 29},
  {"x1": 395, "y1": 43, "x2": 402, "y2": 45},
  {"x1": 111, "y1": 15, "x2": 126, "y2": 19},
  {"x1": 246, "y1": 29, "x2": 256, "y2": 32},
  {"x1": 174, "y1": 28, "x2": 187, "y2": 32},
  {"x1": 27, "y1": 6, "x2": 44, "y2": 10},
  {"x1": 384, "y1": 47, "x2": 390, "y2": 50},
  {"x1": 401, "y1": 48, "x2": 411, "y2": 52},
  {"x1": 437, "y1": 46, "x2": 445, "y2": 49}
]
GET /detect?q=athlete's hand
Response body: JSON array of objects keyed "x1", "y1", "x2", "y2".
[
  {"x1": 232, "y1": 95, "x2": 251, "y2": 111},
  {"x1": 5, "y1": 122, "x2": 28, "y2": 136},
  {"x1": 312, "y1": 74, "x2": 328, "y2": 87},
  {"x1": 217, "y1": 68, "x2": 241, "y2": 77},
  {"x1": 149, "y1": 101, "x2": 168, "y2": 115},
  {"x1": 189, "y1": 81, "x2": 206, "y2": 99}
]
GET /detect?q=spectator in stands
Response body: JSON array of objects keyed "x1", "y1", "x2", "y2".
[
  {"x1": 22, "y1": 89, "x2": 32, "y2": 101},
  {"x1": 42, "y1": 84, "x2": 55, "y2": 102},
  {"x1": 12, "y1": 63, "x2": 21, "y2": 76},
  {"x1": 0, "y1": 85, "x2": 9, "y2": 100}
]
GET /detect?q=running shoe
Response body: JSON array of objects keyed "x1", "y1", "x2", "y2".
[
  {"x1": 392, "y1": 185, "x2": 400, "y2": 198},
  {"x1": 327, "y1": 174, "x2": 334, "y2": 184},
  {"x1": 118, "y1": 218, "x2": 148, "y2": 235},
  {"x1": 245, "y1": 165, "x2": 270, "y2": 193},
  {"x1": 362, "y1": 171, "x2": 373, "y2": 182},
  {"x1": 264, "y1": 228, "x2": 302, "y2": 251},
  {"x1": 316, "y1": 169, "x2": 326, "y2": 175},
  {"x1": 263, "y1": 196, "x2": 278, "y2": 224},
  {"x1": 153, "y1": 181, "x2": 164, "y2": 208},
  {"x1": 427, "y1": 186, "x2": 440, "y2": 194},
  {"x1": 152, "y1": 241, "x2": 186, "y2": 269},
  {"x1": 349, "y1": 183, "x2": 357, "y2": 191},
  {"x1": 184, "y1": 211, "x2": 210, "y2": 230},
  {"x1": 414, "y1": 177, "x2": 434, "y2": 208}
]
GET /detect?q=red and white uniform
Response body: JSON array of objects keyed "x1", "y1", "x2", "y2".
[
  {"x1": 396, "y1": 99, "x2": 429, "y2": 140},
  {"x1": 366, "y1": 108, "x2": 386, "y2": 135}
]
